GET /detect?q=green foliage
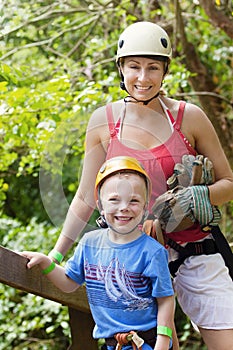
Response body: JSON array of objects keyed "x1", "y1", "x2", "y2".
[
  {"x1": 0, "y1": 287, "x2": 70, "y2": 350},
  {"x1": 183, "y1": 4, "x2": 233, "y2": 103},
  {"x1": 164, "y1": 58, "x2": 195, "y2": 97}
]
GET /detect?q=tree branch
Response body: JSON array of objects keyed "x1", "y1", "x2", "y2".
[
  {"x1": 1, "y1": 15, "x2": 100, "y2": 60},
  {"x1": 173, "y1": 91, "x2": 233, "y2": 107},
  {"x1": 199, "y1": 0, "x2": 233, "y2": 39}
]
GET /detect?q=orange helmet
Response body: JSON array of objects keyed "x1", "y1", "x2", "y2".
[{"x1": 94, "y1": 156, "x2": 151, "y2": 202}]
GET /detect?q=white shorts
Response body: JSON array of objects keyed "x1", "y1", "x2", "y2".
[{"x1": 173, "y1": 252, "x2": 233, "y2": 329}]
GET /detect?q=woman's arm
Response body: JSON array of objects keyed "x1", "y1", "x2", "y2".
[
  {"x1": 154, "y1": 295, "x2": 177, "y2": 350},
  {"x1": 52, "y1": 107, "x2": 109, "y2": 257},
  {"x1": 182, "y1": 103, "x2": 233, "y2": 205}
]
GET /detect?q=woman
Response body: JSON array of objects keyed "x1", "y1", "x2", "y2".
[{"x1": 49, "y1": 22, "x2": 233, "y2": 349}]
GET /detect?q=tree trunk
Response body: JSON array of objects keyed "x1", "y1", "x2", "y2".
[{"x1": 176, "y1": 0, "x2": 233, "y2": 166}]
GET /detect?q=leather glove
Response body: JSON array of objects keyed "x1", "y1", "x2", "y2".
[
  {"x1": 152, "y1": 185, "x2": 221, "y2": 233},
  {"x1": 167, "y1": 154, "x2": 215, "y2": 190}
]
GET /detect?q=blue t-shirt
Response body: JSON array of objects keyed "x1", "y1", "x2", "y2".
[{"x1": 65, "y1": 229, "x2": 174, "y2": 339}]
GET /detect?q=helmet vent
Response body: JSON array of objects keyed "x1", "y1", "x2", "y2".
[
  {"x1": 161, "y1": 38, "x2": 168, "y2": 48},
  {"x1": 118, "y1": 39, "x2": 124, "y2": 49}
]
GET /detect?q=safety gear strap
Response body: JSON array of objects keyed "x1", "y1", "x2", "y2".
[
  {"x1": 209, "y1": 225, "x2": 233, "y2": 280},
  {"x1": 168, "y1": 238, "x2": 218, "y2": 277},
  {"x1": 167, "y1": 225, "x2": 233, "y2": 280}
]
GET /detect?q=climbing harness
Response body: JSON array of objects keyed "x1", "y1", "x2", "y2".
[
  {"x1": 115, "y1": 331, "x2": 144, "y2": 350},
  {"x1": 167, "y1": 236, "x2": 218, "y2": 277},
  {"x1": 105, "y1": 328, "x2": 157, "y2": 349},
  {"x1": 166, "y1": 225, "x2": 233, "y2": 280}
]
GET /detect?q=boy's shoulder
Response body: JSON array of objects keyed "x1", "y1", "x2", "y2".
[
  {"x1": 80, "y1": 228, "x2": 107, "y2": 243},
  {"x1": 142, "y1": 233, "x2": 166, "y2": 248}
]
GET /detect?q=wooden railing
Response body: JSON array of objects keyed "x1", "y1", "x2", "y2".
[{"x1": 0, "y1": 245, "x2": 98, "y2": 350}]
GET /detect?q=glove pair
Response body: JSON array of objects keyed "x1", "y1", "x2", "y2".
[
  {"x1": 152, "y1": 185, "x2": 221, "y2": 233},
  {"x1": 167, "y1": 154, "x2": 215, "y2": 190}
]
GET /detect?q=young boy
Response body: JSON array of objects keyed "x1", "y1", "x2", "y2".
[{"x1": 22, "y1": 156, "x2": 175, "y2": 350}]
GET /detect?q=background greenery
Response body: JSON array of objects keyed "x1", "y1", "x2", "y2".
[{"x1": 0, "y1": 0, "x2": 232, "y2": 349}]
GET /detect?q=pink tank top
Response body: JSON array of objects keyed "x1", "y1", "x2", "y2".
[{"x1": 105, "y1": 101, "x2": 208, "y2": 243}]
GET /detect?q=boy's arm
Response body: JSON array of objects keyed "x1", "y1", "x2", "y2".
[
  {"x1": 21, "y1": 251, "x2": 79, "y2": 293},
  {"x1": 155, "y1": 295, "x2": 179, "y2": 350}
]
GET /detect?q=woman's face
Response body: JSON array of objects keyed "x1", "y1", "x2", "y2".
[{"x1": 121, "y1": 56, "x2": 165, "y2": 101}]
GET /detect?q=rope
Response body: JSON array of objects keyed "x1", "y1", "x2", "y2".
[{"x1": 114, "y1": 331, "x2": 143, "y2": 350}]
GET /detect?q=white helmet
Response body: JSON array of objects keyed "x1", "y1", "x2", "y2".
[{"x1": 116, "y1": 21, "x2": 172, "y2": 63}]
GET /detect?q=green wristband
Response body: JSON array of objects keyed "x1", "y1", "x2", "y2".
[
  {"x1": 48, "y1": 250, "x2": 64, "y2": 264},
  {"x1": 42, "y1": 261, "x2": 56, "y2": 275},
  {"x1": 157, "y1": 325, "x2": 172, "y2": 338}
]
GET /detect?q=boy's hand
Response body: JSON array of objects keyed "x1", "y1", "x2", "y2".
[{"x1": 20, "y1": 251, "x2": 50, "y2": 270}]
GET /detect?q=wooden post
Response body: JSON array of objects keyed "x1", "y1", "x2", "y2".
[{"x1": 68, "y1": 308, "x2": 98, "y2": 350}]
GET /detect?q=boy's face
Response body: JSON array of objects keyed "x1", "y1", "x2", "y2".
[{"x1": 99, "y1": 172, "x2": 147, "y2": 235}]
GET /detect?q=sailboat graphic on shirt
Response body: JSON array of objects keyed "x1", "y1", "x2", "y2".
[{"x1": 95, "y1": 257, "x2": 152, "y2": 311}]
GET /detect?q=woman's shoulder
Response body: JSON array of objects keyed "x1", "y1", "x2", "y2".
[
  {"x1": 163, "y1": 96, "x2": 203, "y2": 114},
  {"x1": 164, "y1": 97, "x2": 208, "y2": 129},
  {"x1": 183, "y1": 101, "x2": 206, "y2": 115},
  {"x1": 88, "y1": 105, "x2": 106, "y2": 125},
  {"x1": 88, "y1": 100, "x2": 124, "y2": 126}
]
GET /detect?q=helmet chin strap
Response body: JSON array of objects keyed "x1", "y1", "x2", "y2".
[
  {"x1": 97, "y1": 209, "x2": 149, "y2": 236},
  {"x1": 120, "y1": 81, "x2": 160, "y2": 105},
  {"x1": 124, "y1": 92, "x2": 160, "y2": 105},
  {"x1": 107, "y1": 223, "x2": 140, "y2": 235}
]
